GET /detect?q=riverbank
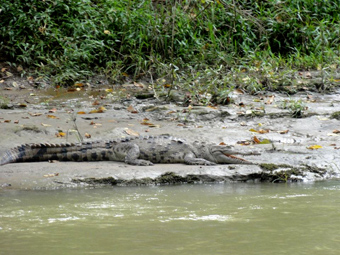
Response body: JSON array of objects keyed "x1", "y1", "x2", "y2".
[{"x1": 1, "y1": 72, "x2": 340, "y2": 190}]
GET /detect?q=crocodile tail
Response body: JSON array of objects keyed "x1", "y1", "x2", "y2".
[{"x1": 0, "y1": 141, "x2": 113, "y2": 165}]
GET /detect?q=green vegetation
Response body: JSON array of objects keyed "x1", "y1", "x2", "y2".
[
  {"x1": 1, "y1": 0, "x2": 340, "y2": 96},
  {"x1": 281, "y1": 99, "x2": 306, "y2": 118}
]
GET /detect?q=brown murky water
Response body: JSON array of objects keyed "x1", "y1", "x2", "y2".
[{"x1": 1, "y1": 182, "x2": 340, "y2": 255}]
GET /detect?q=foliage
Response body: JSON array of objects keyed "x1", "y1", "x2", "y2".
[{"x1": 1, "y1": 0, "x2": 340, "y2": 93}]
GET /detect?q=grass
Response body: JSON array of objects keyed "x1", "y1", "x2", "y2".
[{"x1": 1, "y1": 0, "x2": 340, "y2": 100}]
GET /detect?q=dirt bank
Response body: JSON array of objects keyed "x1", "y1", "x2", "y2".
[{"x1": 1, "y1": 75, "x2": 340, "y2": 189}]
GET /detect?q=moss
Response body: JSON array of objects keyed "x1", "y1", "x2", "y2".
[
  {"x1": 155, "y1": 172, "x2": 186, "y2": 184},
  {"x1": 72, "y1": 177, "x2": 117, "y2": 185},
  {"x1": 260, "y1": 163, "x2": 280, "y2": 171},
  {"x1": 330, "y1": 111, "x2": 340, "y2": 120},
  {"x1": 14, "y1": 125, "x2": 41, "y2": 133}
]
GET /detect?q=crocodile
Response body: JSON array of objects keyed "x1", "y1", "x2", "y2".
[{"x1": 0, "y1": 135, "x2": 259, "y2": 166}]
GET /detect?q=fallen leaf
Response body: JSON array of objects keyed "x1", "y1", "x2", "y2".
[
  {"x1": 249, "y1": 128, "x2": 258, "y2": 133},
  {"x1": 41, "y1": 123, "x2": 52, "y2": 127},
  {"x1": 14, "y1": 120, "x2": 19, "y2": 124},
  {"x1": 124, "y1": 128, "x2": 139, "y2": 136},
  {"x1": 56, "y1": 132, "x2": 66, "y2": 137},
  {"x1": 307, "y1": 145, "x2": 323, "y2": 150},
  {"x1": 207, "y1": 105, "x2": 217, "y2": 109},
  {"x1": 1, "y1": 68, "x2": 6, "y2": 72},
  {"x1": 167, "y1": 111, "x2": 176, "y2": 114},
  {"x1": 133, "y1": 82, "x2": 145, "y2": 88},
  {"x1": 4, "y1": 87, "x2": 12, "y2": 90},
  {"x1": 219, "y1": 142, "x2": 227, "y2": 145},
  {"x1": 4, "y1": 120, "x2": 11, "y2": 123},
  {"x1": 105, "y1": 88, "x2": 113, "y2": 93},
  {"x1": 74, "y1": 83, "x2": 84, "y2": 87},
  {"x1": 29, "y1": 112, "x2": 43, "y2": 116},
  {"x1": 43, "y1": 173, "x2": 59, "y2": 177},
  {"x1": 89, "y1": 106, "x2": 107, "y2": 114},
  {"x1": 18, "y1": 103, "x2": 27, "y2": 108},
  {"x1": 258, "y1": 129, "x2": 270, "y2": 134},
  {"x1": 49, "y1": 108, "x2": 57, "y2": 113},
  {"x1": 92, "y1": 100, "x2": 100, "y2": 106},
  {"x1": 278, "y1": 130, "x2": 289, "y2": 134},
  {"x1": 333, "y1": 130, "x2": 340, "y2": 134},
  {"x1": 234, "y1": 89, "x2": 244, "y2": 94},
  {"x1": 122, "y1": 72, "x2": 129, "y2": 77},
  {"x1": 237, "y1": 141, "x2": 251, "y2": 146},
  {"x1": 127, "y1": 105, "x2": 138, "y2": 113},
  {"x1": 85, "y1": 133, "x2": 91, "y2": 138},
  {"x1": 258, "y1": 139, "x2": 271, "y2": 144},
  {"x1": 104, "y1": 30, "x2": 111, "y2": 34},
  {"x1": 253, "y1": 136, "x2": 261, "y2": 144},
  {"x1": 77, "y1": 111, "x2": 86, "y2": 114},
  {"x1": 47, "y1": 115, "x2": 59, "y2": 119},
  {"x1": 265, "y1": 95, "x2": 275, "y2": 104}
]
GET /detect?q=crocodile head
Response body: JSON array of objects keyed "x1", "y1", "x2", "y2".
[{"x1": 208, "y1": 145, "x2": 253, "y2": 164}]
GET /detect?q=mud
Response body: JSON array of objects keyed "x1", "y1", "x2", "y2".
[{"x1": 1, "y1": 74, "x2": 340, "y2": 189}]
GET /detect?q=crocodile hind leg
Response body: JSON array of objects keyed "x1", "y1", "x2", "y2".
[
  {"x1": 117, "y1": 143, "x2": 154, "y2": 166},
  {"x1": 184, "y1": 153, "x2": 216, "y2": 165}
]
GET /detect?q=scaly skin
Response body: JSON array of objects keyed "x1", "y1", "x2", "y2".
[{"x1": 0, "y1": 135, "x2": 259, "y2": 166}]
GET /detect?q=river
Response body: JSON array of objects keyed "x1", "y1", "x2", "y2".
[{"x1": 1, "y1": 181, "x2": 340, "y2": 255}]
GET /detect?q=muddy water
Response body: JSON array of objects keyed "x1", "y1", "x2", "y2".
[{"x1": 1, "y1": 182, "x2": 340, "y2": 255}]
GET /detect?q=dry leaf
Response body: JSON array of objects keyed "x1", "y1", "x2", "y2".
[
  {"x1": 56, "y1": 132, "x2": 66, "y2": 137},
  {"x1": 258, "y1": 129, "x2": 270, "y2": 134},
  {"x1": 124, "y1": 128, "x2": 139, "y2": 136},
  {"x1": 48, "y1": 108, "x2": 57, "y2": 113},
  {"x1": 207, "y1": 105, "x2": 217, "y2": 109},
  {"x1": 43, "y1": 173, "x2": 59, "y2": 177},
  {"x1": 219, "y1": 142, "x2": 227, "y2": 145},
  {"x1": 333, "y1": 130, "x2": 340, "y2": 134},
  {"x1": 237, "y1": 141, "x2": 251, "y2": 146},
  {"x1": 265, "y1": 95, "x2": 275, "y2": 104},
  {"x1": 104, "y1": 30, "x2": 111, "y2": 34},
  {"x1": 253, "y1": 136, "x2": 261, "y2": 144},
  {"x1": 133, "y1": 82, "x2": 145, "y2": 88},
  {"x1": 74, "y1": 83, "x2": 84, "y2": 87},
  {"x1": 105, "y1": 88, "x2": 113, "y2": 93},
  {"x1": 278, "y1": 130, "x2": 289, "y2": 134},
  {"x1": 127, "y1": 105, "x2": 138, "y2": 113},
  {"x1": 14, "y1": 120, "x2": 19, "y2": 124},
  {"x1": 4, "y1": 120, "x2": 11, "y2": 123},
  {"x1": 77, "y1": 111, "x2": 86, "y2": 114},
  {"x1": 18, "y1": 103, "x2": 27, "y2": 108},
  {"x1": 47, "y1": 115, "x2": 59, "y2": 119},
  {"x1": 41, "y1": 123, "x2": 51, "y2": 127},
  {"x1": 29, "y1": 112, "x2": 43, "y2": 117},
  {"x1": 89, "y1": 106, "x2": 107, "y2": 114},
  {"x1": 85, "y1": 133, "x2": 91, "y2": 138},
  {"x1": 307, "y1": 145, "x2": 323, "y2": 150},
  {"x1": 92, "y1": 100, "x2": 100, "y2": 106}
]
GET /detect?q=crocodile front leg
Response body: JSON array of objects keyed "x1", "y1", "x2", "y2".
[
  {"x1": 184, "y1": 153, "x2": 216, "y2": 165},
  {"x1": 122, "y1": 144, "x2": 154, "y2": 166}
]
